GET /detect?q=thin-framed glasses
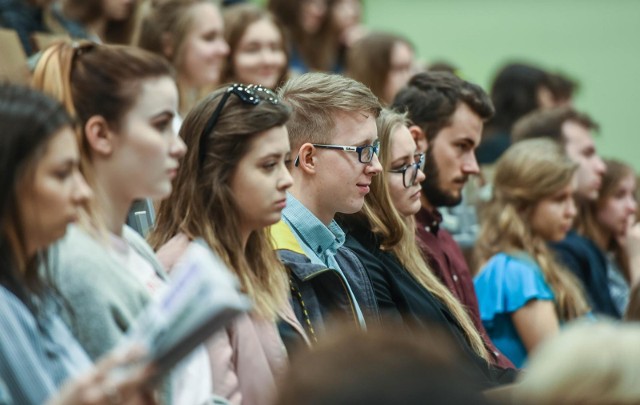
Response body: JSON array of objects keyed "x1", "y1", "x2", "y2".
[
  {"x1": 388, "y1": 153, "x2": 425, "y2": 188},
  {"x1": 198, "y1": 83, "x2": 279, "y2": 168},
  {"x1": 294, "y1": 139, "x2": 380, "y2": 167}
]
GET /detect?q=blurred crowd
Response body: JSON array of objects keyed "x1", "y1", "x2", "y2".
[{"x1": 1, "y1": 0, "x2": 639, "y2": 404}]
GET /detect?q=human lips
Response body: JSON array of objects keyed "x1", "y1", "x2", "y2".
[
  {"x1": 275, "y1": 198, "x2": 287, "y2": 209},
  {"x1": 357, "y1": 182, "x2": 371, "y2": 194}
]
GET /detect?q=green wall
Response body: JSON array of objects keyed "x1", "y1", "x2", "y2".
[{"x1": 363, "y1": 0, "x2": 640, "y2": 169}]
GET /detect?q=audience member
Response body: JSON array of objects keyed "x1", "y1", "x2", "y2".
[
  {"x1": 338, "y1": 108, "x2": 516, "y2": 387},
  {"x1": 276, "y1": 323, "x2": 491, "y2": 405},
  {"x1": 0, "y1": 83, "x2": 153, "y2": 405},
  {"x1": 150, "y1": 83, "x2": 309, "y2": 405},
  {"x1": 515, "y1": 320, "x2": 640, "y2": 404},
  {"x1": 0, "y1": 0, "x2": 61, "y2": 55},
  {"x1": 347, "y1": 31, "x2": 417, "y2": 106},
  {"x1": 221, "y1": 3, "x2": 288, "y2": 89},
  {"x1": 391, "y1": 72, "x2": 514, "y2": 369},
  {"x1": 474, "y1": 139, "x2": 591, "y2": 367},
  {"x1": 268, "y1": 0, "x2": 340, "y2": 74},
  {"x1": 476, "y1": 62, "x2": 553, "y2": 165},
  {"x1": 581, "y1": 159, "x2": 640, "y2": 314},
  {"x1": 138, "y1": 0, "x2": 229, "y2": 116},
  {"x1": 270, "y1": 72, "x2": 383, "y2": 338},
  {"x1": 512, "y1": 106, "x2": 614, "y2": 317},
  {"x1": 32, "y1": 42, "x2": 214, "y2": 404},
  {"x1": 45, "y1": 0, "x2": 140, "y2": 44}
]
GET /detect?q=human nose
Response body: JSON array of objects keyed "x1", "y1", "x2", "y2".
[
  {"x1": 217, "y1": 38, "x2": 230, "y2": 57},
  {"x1": 415, "y1": 166, "x2": 426, "y2": 184},
  {"x1": 462, "y1": 153, "x2": 480, "y2": 175},
  {"x1": 366, "y1": 152, "x2": 382, "y2": 174},
  {"x1": 627, "y1": 196, "x2": 638, "y2": 215},
  {"x1": 566, "y1": 197, "x2": 577, "y2": 219},
  {"x1": 594, "y1": 156, "x2": 606, "y2": 176},
  {"x1": 72, "y1": 171, "x2": 93, "y2": 205},
  {"x1": 278, "y1": 164, "x2": 294, "y2": 191},
  {"x1": 170, "y1": 135, "x2": 187, "y2": 159}
]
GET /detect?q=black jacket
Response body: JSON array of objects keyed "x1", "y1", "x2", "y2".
[{"x1": 343, "y1": 221, "x2": 517, "y2": 388}]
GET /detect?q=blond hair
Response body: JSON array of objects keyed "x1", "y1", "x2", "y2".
[
  {"x1": 475, "y1": 138, "x2": 590, "y2": 320},
  {"x1": 516, "y1": 320, "x2": 640, "y2": 404},
  {"x1": 278, "y1": 72, "x2": 382, "y2": 151},
  {"x1": 345, "y1": 109, "x2": 490, "y2": 361}
]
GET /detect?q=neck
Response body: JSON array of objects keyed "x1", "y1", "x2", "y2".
[
  {"x1": 92, "y1": 169, "x2": 132, "y2": 236},
  {"x1": 86, "y1": 18, "x2": 107, "y2": 41},
  {"x1": 289, "y1": 183, "x2": 333, "y2": 226}
]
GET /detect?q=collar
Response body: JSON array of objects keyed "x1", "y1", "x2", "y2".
[
  {"x1": 282, "y1": 193, "x2": 346, "y2": 260},
  {"x1": 415, "y1": 206, "x2": 442, "y2": 234}
]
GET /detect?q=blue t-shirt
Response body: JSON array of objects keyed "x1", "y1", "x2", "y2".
[{"x1": 474, "y1": 252, "x2": 554, "y2": 368}]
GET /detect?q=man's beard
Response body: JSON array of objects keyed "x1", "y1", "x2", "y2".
[{"x1": 420, "y1": 148, "x2": 464, "y2": 208}]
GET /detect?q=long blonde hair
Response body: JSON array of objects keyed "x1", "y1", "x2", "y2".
[
  {"x1": 149, "y1": 87, "x2": 291, "y2": 319},
  {"x1": 347, "y1": 109, "x2": 490, "y2": 361},
  {"x1": 475, "y1": 138, "x2": 590, "y2": 321}
]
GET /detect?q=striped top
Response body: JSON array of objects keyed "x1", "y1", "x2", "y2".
[{"x1": 0, "y1": 285, "x2": 92, "y2": 405}]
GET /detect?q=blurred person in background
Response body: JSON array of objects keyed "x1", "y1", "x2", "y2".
[
  {"x1": 476, "y1": 62, "x2": 553, "y2": 165},
  {"x1": 346, "y1": 31, "x2": 417, "y2": 106},
  {"x1": 221, "y1": 3, "x2": 288, "y2": 89},
  {"x1": 580, "y1": 159, "x2": 640, "y2": 315},
  {"x1": 512, "y1": 106, "x2": 614, "y2": 317},
  {"x1": 515, "y1": 321, "x2": 640, "y2": 404},
  {"x1": 474, "y1": 139, "x2": 591, "y2": 368},
  {"x1": 138, "y1": 0, "x2": 229, "y2": 117},
  {"x1": 0, "y1": 82, "x2": 155, "y2": 405}
]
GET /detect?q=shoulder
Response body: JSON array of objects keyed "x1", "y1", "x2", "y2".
[{"x1": 155, "y1": 233, "x2": 191, "y2": 272}]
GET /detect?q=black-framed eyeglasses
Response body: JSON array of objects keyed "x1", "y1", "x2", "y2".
[
  {"x1": 388, "y1": 153, "x2": 425, "y2": 188},
  {"x1": 294, "y1": 139, "x2": 380, "y2": 167},
  {"x1": 198, "y1": 83, "x2": 279, "y2": 168}
]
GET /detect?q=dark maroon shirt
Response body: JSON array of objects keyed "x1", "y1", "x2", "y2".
[{"x1": 415, "y1": 206, "x2": 515, "y2": 369}]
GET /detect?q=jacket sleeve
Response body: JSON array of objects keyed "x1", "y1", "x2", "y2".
[{"x1": 207, "y1": 327, "x2": 242, "y2": 405}]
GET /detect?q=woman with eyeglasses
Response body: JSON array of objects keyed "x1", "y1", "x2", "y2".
[
  {"x1": 31, "y1": 42, "x2": 217, "y2": 404},
  {"x1": 0, "y1": 83, "x2": 155, "y2": 405},
  {"x1": 337, "y1": 109, "x2": 516, "y2": 388},
  {"x1": 149, "y1": 84, "x2": 309, "y2": 405}
]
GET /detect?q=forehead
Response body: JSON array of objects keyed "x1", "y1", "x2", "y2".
[
  {"x1": 331, "y1": 111, "x2": 377, "y2": 145},
  {"x1": 128, "y1": 76, "x2": 178, "y2": 116},
  {"x1": 241, "y1": 18, "x2": 280, "y2": 41},
  {"x1": 391, "y1": 125, "x2": 416, "y2": 156},
  {"x1": 562, "y1": 120, "x2": 594, "y2": 150},
  {"x1": 38, "y1": 127, "x2": 78, "y2": 168},
  {"x1": 434, "y1": 102, "x2": 482, "y2": 144},
  {"x1": 187, "y1": 2, "x2": 223, "y2": 34}
]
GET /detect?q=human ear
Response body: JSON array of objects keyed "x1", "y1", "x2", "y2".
[
  {"x1": 84, "y1": 116, "x2": 114, "y2": 157},
  {"x1": 295, "y1": 143, "x2": 317, "y2": 174},
  {"x1": 409, "y1": 125, "x2": 428, "y2": 154}
]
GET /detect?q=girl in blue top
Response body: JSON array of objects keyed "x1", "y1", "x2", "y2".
[{"x1": 474, "y1": 138, "x2": 590, "y2": 368}]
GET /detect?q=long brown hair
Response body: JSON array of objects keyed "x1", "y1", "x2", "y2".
[
  {"x1": 346, "y1": 31, "x2": 413, "y2": 105},
  {"x1": 0, "y1": 84, "x2": 75, "y2": 309},
  {"x1": 61, "y1": 0, "x2": 140, "y2": 44},
  {"x1": 343, "y1": 109, "x2": 490, "y2": 361},
  {"x1": 149, "y1": 86, "x2": 292, "y2": 319},
  {"x1": 137, "y1": 0, "x2": 222, "y2": 115},
  {"x1": 475, "y1": 138, "x2": 590, "y2": 321},
  {"x1": 580, "y1": 159, "x2": 636, "y2": 282},
  {"x1": 32, "y1": 41, "x2": 174, "y2": 232},
  {"x1": 221, "y1": 3, "x2": 289, "y2": 88}
]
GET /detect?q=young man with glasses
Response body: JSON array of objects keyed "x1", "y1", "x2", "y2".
[
  {"x1": 391, "y1": 71, "x2": 515, "y2": 369},
  {"x1": 271, "y1": 72, "x2": 383, "y2": 342}
]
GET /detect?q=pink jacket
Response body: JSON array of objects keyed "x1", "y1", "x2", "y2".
[{"x1": 156, "y1": 233, "x2": 310, "y2": 405}]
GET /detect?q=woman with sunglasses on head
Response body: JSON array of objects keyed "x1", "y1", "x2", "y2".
[
  {"x1": 0, "y1": 83, "x2": 156, "y2": 405},
  {"x1": 474, "y1": 138, "x2": 591, "y2": 368},
  {"x1": 150, "y1": 84, "x2": 309, "y2": 405},
  {"x1": 337, "y1": 109, "x2": 516, "y2": 388},
  {"x1": 32, "y1": 42, "x2": 216, "y2": 404}
]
